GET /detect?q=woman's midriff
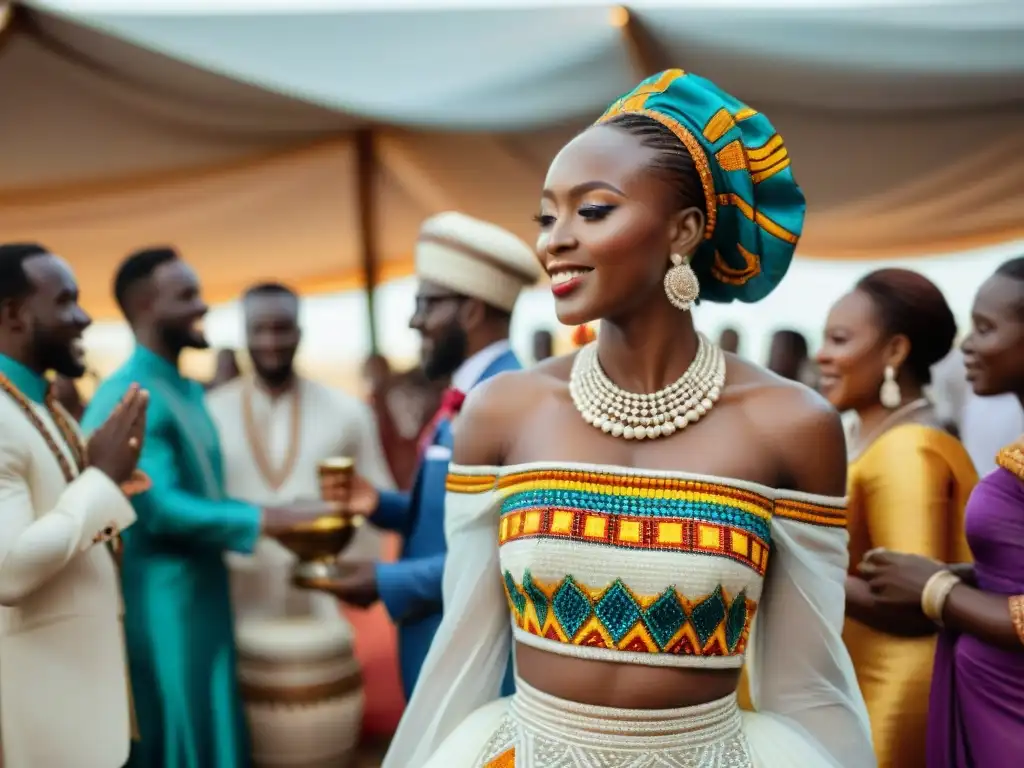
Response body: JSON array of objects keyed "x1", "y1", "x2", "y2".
[{"x1": 515, "y1": 641, "x2": 741, "y2": 709}]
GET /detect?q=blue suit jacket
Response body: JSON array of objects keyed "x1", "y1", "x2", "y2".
[{"x1": 372, "y1": 349, "x2": 520, "y2": 700}]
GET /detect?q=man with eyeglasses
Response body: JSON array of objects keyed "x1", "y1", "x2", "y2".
[{"x1": 304, "y1": 211, "x2": 539, "y2": 700}]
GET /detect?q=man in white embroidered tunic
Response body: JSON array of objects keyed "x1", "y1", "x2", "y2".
[
  {"x1": 0, "y1": 243, "x2": 146, "y2": 768},
  {"x1": 207, "y1": 282, "x2": 395, "y2": 625}
]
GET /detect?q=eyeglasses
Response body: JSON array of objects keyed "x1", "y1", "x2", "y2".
[{"x1": 412, "y1": 293, "x2": 467, "y2": 316}]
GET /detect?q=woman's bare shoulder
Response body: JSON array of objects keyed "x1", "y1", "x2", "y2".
[
  {"x1": 451, "y1": 352, "x2": 576, "y2": 465},
  {"x1": 725, "y1": 355, "x2": 847, "y2": 495},
  {"x1": 471, "y1": 352, "x2": 573, "y2": 408}
]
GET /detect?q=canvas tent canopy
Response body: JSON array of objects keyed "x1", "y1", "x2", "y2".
[{"x1": 1, "y1": 0, "x2": 1022, "y2": 332}]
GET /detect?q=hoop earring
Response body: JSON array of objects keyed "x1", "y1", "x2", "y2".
[
  {"x1": 880, "y1": 364, "x2": 902, "y2": 409},
  {"x1": 664, "y1": 253, "x2": 699, "y2": 311}
]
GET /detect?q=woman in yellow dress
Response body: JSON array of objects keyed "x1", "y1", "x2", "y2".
[{"x1": 817, "y1": 268, "x2": 978, "y2": 768}]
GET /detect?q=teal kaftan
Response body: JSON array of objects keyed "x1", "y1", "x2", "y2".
[{"x1": 82, "y1": 345, "x2": 261, "y2": 768}]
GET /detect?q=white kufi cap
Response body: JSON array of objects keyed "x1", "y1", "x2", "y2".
[{"x1": 415, "y1": 212, "x2": 541, "y2": 312}]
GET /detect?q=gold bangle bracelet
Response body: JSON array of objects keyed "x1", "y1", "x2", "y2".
[
  {"x1": 921, "y1": 570, "x2": 961, "y2": 625},
  {"x1": 1009, "y1": 595, "x2": 1024, "y2": 646}
]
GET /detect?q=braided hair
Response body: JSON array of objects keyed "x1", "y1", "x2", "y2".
[{"x1": 603, "y1": 113, "x2": 704, "y2": 213}]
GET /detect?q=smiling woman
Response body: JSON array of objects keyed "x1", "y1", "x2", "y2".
[
  {"x1": 382, "y1": 70, "x2": 874, "y2": 768},
  {"x1": 817, "y1": 268, "x2": 976, "y2": 768}
]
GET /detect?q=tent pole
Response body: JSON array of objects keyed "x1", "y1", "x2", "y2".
[
  {"x1": 612, "y1": 6, "x2": 667, "y2": 78},
  {"x1": 0, "y1": 2, "x2": 20, "y2": 52},
  {"x1": 355, "y1": 128, "x2": 380, "y2": 355}
]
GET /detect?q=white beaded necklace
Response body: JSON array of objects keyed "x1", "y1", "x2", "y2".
[{"x1": 570, "y1": 333, "x2": 726, "y2": 440}]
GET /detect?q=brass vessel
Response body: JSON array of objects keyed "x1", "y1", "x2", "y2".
[
  {"x1": 275, "y1": 515, "x2": 363, "y2": 583},
  {"x1": 276, "y1": 456, "x2": 361, "y2": 584}
]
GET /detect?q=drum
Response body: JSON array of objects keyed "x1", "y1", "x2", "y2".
[{"x1": 236, "y1": 615, "x2": 364, "y2": 767}]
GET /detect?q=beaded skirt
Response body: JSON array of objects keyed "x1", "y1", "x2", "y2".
[{"x1": 474, "y1": 679, "x2": 752, "y2": 768}]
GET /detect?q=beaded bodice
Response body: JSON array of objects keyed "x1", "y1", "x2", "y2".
[{"x1": 447, "y1": 463, "x2": 846, "y2": 669}]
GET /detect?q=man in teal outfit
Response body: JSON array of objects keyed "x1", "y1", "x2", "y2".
[{"x1": 82, "y1": 247, "x2": 335, "y2": 768}]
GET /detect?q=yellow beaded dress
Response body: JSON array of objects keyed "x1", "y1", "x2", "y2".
[{"x1": 845, "y1": 424, "x2": 976, "y2": 768}]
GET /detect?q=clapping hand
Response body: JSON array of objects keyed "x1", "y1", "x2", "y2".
[{"x1": 87, "y1": 384, "x2": 149, "y2": 485}]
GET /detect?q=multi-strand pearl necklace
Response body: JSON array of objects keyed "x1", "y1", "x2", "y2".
[{"x1": 569, "y1": 333, "x2": 726, "y2": 440}]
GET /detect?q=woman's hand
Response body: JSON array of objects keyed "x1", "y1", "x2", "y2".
[{"x1": 857, "y1": 548, "x2": 946, "y2": 610}]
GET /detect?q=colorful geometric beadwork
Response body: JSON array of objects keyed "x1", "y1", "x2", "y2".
[
  {"x1": 500, "y1": 506, "x2": 769, "y2": 575},
  {"x1": 482, "y1": 747, "x2": 515, "y2": 768},
  {"x1": 498, "y1": 469, "x2": 772, "y2": 574},
  {"x1": 997, "y1": 439, "x2": 1024, "y2": 482},
  {"x1": 446, "y1": 471, "x2": 498, "y2": 494},
  {"x1": 505, "y1": 570, "x2": 756, "y2": 658},
  {"x1": 773, "y1": 496, "x2": 847, "y2": 528}
]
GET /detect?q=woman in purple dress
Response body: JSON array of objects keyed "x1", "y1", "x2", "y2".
[{"x1": 857, "y1": 256, "x2": 1024, "y2": 767}]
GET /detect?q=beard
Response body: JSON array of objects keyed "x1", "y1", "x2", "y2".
[
  {"x1": 161, "y1": 323, "x2": 209, "y2": 354},
  {"x1": 423, "y1": 321, "x2": 468, "y2": 382},
  {"x1": 252, "y1": 359, "x2": 294, "y2": 389},
  {"x1": 34, "y1": 335, "x2": 86, "y2": 379}
]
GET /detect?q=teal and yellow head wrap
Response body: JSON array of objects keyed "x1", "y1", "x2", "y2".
[{"x1": 595, "y1": 69, "x2": 805, "y2": 304}]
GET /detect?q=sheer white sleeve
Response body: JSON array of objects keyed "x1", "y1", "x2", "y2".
[
  {"x1": 745, "y1": 491, "x2": 876, "y2": 768},
  {"x1": 382, "y1": 465, "x2": 510, "y2": 768}
]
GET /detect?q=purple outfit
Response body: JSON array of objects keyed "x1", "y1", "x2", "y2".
[{"x1": 927, "y1": 467, "x2": 1024, "y2": 767}]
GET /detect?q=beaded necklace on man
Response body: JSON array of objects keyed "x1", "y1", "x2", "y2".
[
  {"x1": 241, "y1": 376, "x2": 303, "y2": 492},
  {"x1": 0, "y1": 371, "x2": 123, "y2": 558}
]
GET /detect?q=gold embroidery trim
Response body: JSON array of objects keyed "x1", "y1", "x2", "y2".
[
  {"x1": 711, "y1": 243, "x2": 761, "y2": 286},
  {"x1": 446, "y1": 471, "x2": 498, "y2": 493},
  {"x1": 717, "y1": 193, "x2": 798, "y2": 245},
  {"x1": 751, "y1": 157, "x2": 791, "y2": 184},
  {"x1": 1009, "y1": 595, "x2": 1024, "y2": 646},
  {"x1": 703, "y1": 108, "x2": 736, "y2": 143},
  {"x1": 715, "y1": 140, "x2": 748, "y2": 172},
  {"x1": 746, "y1": 135, "x2": 784, "y2": 161},
  {"x1": 996, "y1": 439, "x2": 1024, "y2": 482}
]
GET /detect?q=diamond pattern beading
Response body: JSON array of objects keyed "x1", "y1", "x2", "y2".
[
  {"x1": 645, "y1": 588, "x2": 689, "y2": 650},
  {"x1": 504, "y1": 571, "x2": 525, "y2": 616},
  {"x1": 690, "y1": 585, "x2": 727, "y2": 647},
  {"x1": 506, "y1": 571, "x2": 755, "y2": 661},
  {"x1": 523, "y1": 572, "x2": 550, "y2": 628},
  {"x1": 725, "y1": 588, "x2": 748, "y2": 651},
  {"x1": 594, "y1": 580, "x2": 642, "y2": 644},
  {"x1": 552, "y1": 577, "x2": 593, "y2": 639}
]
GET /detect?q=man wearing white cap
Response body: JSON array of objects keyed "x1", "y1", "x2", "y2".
[{"x1": 308, "y1": 211, "x2": 540, "y2": 699}]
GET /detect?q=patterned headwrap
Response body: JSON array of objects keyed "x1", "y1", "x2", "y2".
[{"x1": 595, "y1": 69, "x2": 805, "y2": 304}]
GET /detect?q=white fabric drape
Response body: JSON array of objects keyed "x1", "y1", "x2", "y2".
[
  {"x1": 745, "y1": 511, "x2": 875, "y2": 766},
  {"x1": 27, "y1": 0, "x2": 1024, "y2": 128},
  {"x1": 3, "y1": 1, "x2": 1024, "y2": 320},
  {"x1": 381, "y1": 465, "x2": 510, "y2": 768}
]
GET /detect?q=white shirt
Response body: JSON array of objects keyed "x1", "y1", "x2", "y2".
[
  {"x1": 207, "y1": 375, "x2": 395, "y2": 622},
  {"x1": 451, "y1": 339, "x2": 512, "y2": 394}
]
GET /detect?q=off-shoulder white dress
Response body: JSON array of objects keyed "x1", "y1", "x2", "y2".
[{"x1": 382, "y1": 462, "x2": 875, "y2": 767}]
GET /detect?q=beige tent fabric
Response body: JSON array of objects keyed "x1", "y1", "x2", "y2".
[{"x1": 2, "y1": 6, "x2": 1023, "y2": 320}]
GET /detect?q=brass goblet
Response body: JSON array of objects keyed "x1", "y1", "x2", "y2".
[
  {"x1": 275, "y1": 457, "x2": 363, "y2": 587},
  {"x1": 274, "y1": 514, "x2": 364, "y2": 585}
]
